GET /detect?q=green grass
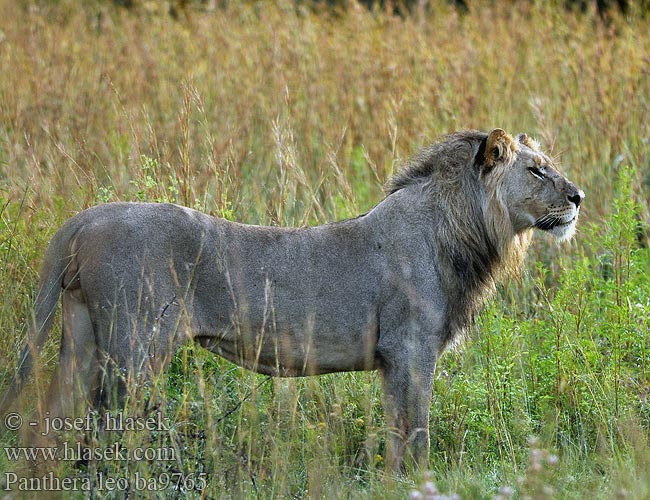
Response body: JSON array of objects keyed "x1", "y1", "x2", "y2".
[{"x1": 1, "y1": 1, "x2": 650, "y2": 498}]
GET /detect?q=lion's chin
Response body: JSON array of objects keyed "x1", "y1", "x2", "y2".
[{"x1": 548, "y1": 216, "x2": 578, "y2": 242}]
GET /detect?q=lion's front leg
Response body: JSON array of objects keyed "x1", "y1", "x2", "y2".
[{"x1": 380, "y1": 350, "x2": 436, "y2": 472}]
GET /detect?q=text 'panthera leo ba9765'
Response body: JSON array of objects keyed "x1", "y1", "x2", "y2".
[{"x1": 1, "y1": 128, "x2": 584, "y2": 472}]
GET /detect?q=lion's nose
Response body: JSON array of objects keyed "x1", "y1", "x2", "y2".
[{"x1": 568, "y1": 189, "x2": 585, "y2": 208}]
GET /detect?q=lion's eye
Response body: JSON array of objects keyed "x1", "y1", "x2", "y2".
[{"x1": 528, "y1": 167, "x2": 546, "y2": 180}]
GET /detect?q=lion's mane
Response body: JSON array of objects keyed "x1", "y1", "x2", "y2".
[{"x1": 386, "y1": 130, "x2": 533, "y2": 340}]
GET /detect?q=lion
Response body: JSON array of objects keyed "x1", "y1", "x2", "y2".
[{"x1": 0, "y1": 128, "x2": 583, "y2": 471}]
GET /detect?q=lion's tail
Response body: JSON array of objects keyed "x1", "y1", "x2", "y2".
[{"x1": 0, "y1": 218, "x2": 81, "y2": 419}]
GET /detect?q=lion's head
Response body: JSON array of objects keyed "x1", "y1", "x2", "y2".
[
  {"x1": 386, "y1": 128, "x2": 584, "y2": 284},
  {"x1": 480, "y1": 128, "x2": 584, "y2": 243}
]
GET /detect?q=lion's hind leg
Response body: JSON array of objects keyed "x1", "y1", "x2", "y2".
[
  {"x1": 93, "y1": 293, "x2": 186, "y2": 414},
  {"x1": 33, "y1": 289, "x2": 99, "y2": 447}
]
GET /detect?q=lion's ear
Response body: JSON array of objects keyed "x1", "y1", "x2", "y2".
[
  {"x1": 483, "y1": 128, "x2": 516, "y2": 168},
  {"x1": 516, "y1": 132, "x2": 541, "y2": 151}
]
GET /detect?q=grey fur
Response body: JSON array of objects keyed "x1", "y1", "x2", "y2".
[{"x1": 0, "y1": 129, "x2": 583, "y2": 470}]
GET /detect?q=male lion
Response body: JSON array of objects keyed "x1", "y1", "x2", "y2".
[{"x1": 1, "y1": 128, "x2": 583, "y2": 471}]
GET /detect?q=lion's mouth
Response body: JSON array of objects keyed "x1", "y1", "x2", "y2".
[
  {"x1": 555, "y1": 217, "x2": 577, "y2": 227},
  {"x1": 534, "y1": 214, "x2": 577, "y2": 231}
]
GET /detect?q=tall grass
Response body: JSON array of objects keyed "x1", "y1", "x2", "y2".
[{"x1": 0, "y1": 1, "x2": 649, "y2": 498}]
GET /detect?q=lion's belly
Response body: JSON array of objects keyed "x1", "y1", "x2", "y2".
[{"x1": 195, "y1": 304, "x2": 380, "y2": 376}]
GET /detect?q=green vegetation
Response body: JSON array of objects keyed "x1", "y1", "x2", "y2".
[{"x1": 1, "y1": 1, "x2": 649, "y2": 498}]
